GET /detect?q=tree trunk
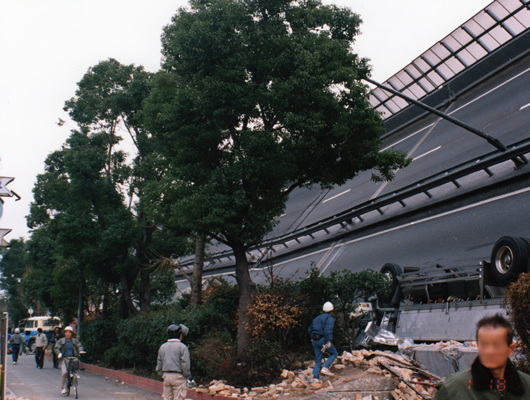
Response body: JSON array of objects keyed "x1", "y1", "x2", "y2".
[
  {"x1": 140, "y1": 268, "x2": 151, "y2": 313},
  {"x1": 232, "y1": 242, "x2": 256, "y2": 359},
  {"x1": 139, "y1": 211, "x2": 153, "y2": 313},
  {"x1": 191, "y1": 234, "x2": 206, "y2": 309},
  {"x1": 77, "y1": 275, "x2": 83, "y2": 336},
  {"x1": 102, "y1": 285, "x2": 110, "y2": 318},
  {"x1": 119, "y1": 268, "x2": 139, "y2": 317}
]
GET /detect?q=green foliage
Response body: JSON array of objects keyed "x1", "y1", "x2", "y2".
[
  {"x1": 145, "y1": 0, "x2": 410, "y2": 249},
  {"x1": 0, "y1": 239, "x2": 32, "y2": 324},
  {"x1": 192, "y1": 331, "x2": 236, "y2": 383},
  {"x1": 327, "y1": 268, "x2": 390, "y2": 310},
  {"x1": 248, "y1": 338, "x2": 283, "y2": 386},
  {"x1": 80, "y1": 318, "x2": 118, "y2": 363},
  {"x1": 102, "y1": 342, "x2": 129, "y2": 369}
]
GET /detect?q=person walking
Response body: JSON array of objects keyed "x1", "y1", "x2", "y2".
[
  {"x1": 9, "y1": 328, "x2": 26, "y2": 364},
  {"x1": 34, "y1": 328, "x2": 48, "y2": 369},
  {"x1": 54, "y1": 326, "x2": 85, "y2": 395},
  {"x1": 434, "y1": 314, "x2": 530, "y2": 399},
  {"x1": 156, "y1": 324, "x2": 190, "y2": 400},
  {"x1": 49, "y1": 327, "x2": 63, "y2": 368},
  {"x1": 308, "y1": 301, "x2": 338, "y2": 382}
]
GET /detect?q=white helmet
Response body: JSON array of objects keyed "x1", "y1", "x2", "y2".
[
  {"x1": 14, "y1": 328, "x2": 20, "y2": 334},
  {"x1": 323, "y1": 302, "x2": 334, "y2": 312},
  {"x1": 64, "y1": 326, "x2": 74, "y2": 332}
]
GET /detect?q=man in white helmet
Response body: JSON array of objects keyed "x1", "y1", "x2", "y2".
[
  {"x1": 156, "y1": 324, "x2": 190, "y2": 400},
  {"x1": 9, "y1": 328, "x2": 26, "y2": 364},
  {"x1": 54, "y1": 326, "x2": 85, "y2": 395},
  {"x1": 308, "y1": 301, "x2": 338, "y2": 381}
]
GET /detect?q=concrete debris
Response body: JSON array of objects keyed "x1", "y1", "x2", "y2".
[{"x1": 198, "y1": 349, "x2": 442, "y2": 400}]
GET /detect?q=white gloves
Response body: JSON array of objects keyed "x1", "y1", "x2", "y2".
[
  {"x1": 59, "y1": 353, "x2": 63, "y2": 358},
  {"x1": 321, "y1": 341, "x2": 332, "y2": 353}
]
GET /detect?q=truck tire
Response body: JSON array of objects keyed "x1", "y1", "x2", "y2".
[
  {"x1": 379, "y1": 263, "x2": 402, "y2": 305},
  {"x1": 490, "y1": 236, "x2": 529, "y2": 286},
  {"x1": 519, "y1": 237, "x2": 530, "y2": 253},
  {"x1": 28, "y1": 338, "x2": 36, "y2": 353}
]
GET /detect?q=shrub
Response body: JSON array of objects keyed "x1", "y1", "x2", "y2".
[
  {"x1": 248, "y1": 288, "x2": 303, "y2": 349},
  {"x1": 248, "y1": 338, "x2": 283, "y2": 386},
  {"x1": 80, "y1": 317, "x2": 118, "y2": 363},
  {"x1": 505, "y1": 273, "x2": 530, "y2": 374},
  {"x1": 102, "y1": 342, "x2": 129, "y2": 369},
  {"x1": 191, "y1": 330, "x2": 236, "y2": 383}
]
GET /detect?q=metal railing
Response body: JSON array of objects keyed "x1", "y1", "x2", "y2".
[
  {"x1": 177, "y1": 137, "x2": 530, "y2": 269},
  {"x1": 369, "y1": 0, "x2": 530, "y2": 119}
]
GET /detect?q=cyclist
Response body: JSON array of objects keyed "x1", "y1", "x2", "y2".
[{"x1": 54, "y1": 326, "x2": 84, "y2": 395}]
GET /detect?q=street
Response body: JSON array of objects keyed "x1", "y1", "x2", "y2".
[{"x1": 6, "y1": 353, "x2": 160, "y2": 400}]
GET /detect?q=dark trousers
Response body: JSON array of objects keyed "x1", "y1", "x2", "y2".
[
  {"x1": 11, "y1": 344, "x2": 20, "y2": 363},
  {"x1": 35, "y1": 346, "x2": 45, "y2": 368},
  {"x1": 53, "y1": 349, "x2": 59, "y2": 368}
]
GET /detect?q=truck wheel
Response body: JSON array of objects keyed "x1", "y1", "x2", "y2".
[
  {"x1": 519, "y1": 237, "x2": 530, "y2": 254},
  {"x1": 490, "y1": 236, "x2": 528, "y2": 286},
  {"x1": 379, "y1": 263, "x2": 402, "y2": 305},
  {"x1": 28, "y1": 340, "x2": 36, "y2": 353}
]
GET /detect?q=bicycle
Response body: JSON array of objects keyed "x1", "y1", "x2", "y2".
[{"x1": 64, "y1": 356, "x2": 80, "y2": 398}]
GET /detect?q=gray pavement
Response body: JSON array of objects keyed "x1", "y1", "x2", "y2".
[{"x1": 6, "y1": 353, "x2": 161, "y2": 400}]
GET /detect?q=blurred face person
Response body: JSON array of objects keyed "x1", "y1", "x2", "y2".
[
  {"x1": 477, "y1": 325, "x2": 516, "y2": 378},
  {"x1": 65, "y1": 330, "x2": 73, "y2": 340}
]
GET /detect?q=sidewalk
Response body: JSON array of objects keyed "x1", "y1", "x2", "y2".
[{"x1": 6, "y1": 352, "x2": 161, "y2": 400}]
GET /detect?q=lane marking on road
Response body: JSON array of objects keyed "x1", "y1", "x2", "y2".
[
  {"x1": 520, "y1": 102, "x2": 530, "y2": 110},
  {"x1": 412, "y1": 145, "x2": 442, "y2": 161},
  {"x1": 373, "y1": 116, "x2": 445, "y2": 199},
  {"x1": 380, "y1": 124, "x2": 434, "y2": 152},
  {"x1": 380, "y1": 66, "x2": 530, "y2": 152},
  {"x1": 323, "y1": 189, "x2": 351, "y2": 203},
  {"x1": 449, "y1": 66, "x2": 530, "y2": 116},
  {"x1": 258, "y1": 184, "x2": 530, "y2": 271}
]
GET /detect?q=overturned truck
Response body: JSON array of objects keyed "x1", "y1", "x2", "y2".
[{"x1": 370, "y1": 236, "x2": 528, "y2": 342}]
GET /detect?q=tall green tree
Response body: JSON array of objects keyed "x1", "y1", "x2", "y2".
[
  {"x1": 27, "y1": 128, "x2": 139, "y2": 323},
  {"x1": 64, "y1": 58, "x2": 190, "y2": 314},
  {"x1": 145, "y1": 0, "x2": 409, "y2": 357},
  {"x1": 0, "y1": 239, "x2": 31, "y2": 324}
]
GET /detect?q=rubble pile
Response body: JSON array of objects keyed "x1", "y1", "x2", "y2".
[{"x1": 196, "y1": 349, "x2": 443, "y2": 400}]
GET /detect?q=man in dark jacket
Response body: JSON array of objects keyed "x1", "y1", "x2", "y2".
[
  {"x1": 49, "y1": 327, "x2": 63, "y2": 369},
  {"x1": 308, "y1": 302, "x2": 338, "y2": 381},
  {"x1": 434, "y1": 314, "x2": 530, "y2": 400},
  {"x1": 9, "y1": 328, "x2": 26, "y2": 364}
]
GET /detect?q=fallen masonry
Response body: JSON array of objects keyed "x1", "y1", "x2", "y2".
[{"x1": 197, "y1": 349, "x2": 443, "y2": 400}]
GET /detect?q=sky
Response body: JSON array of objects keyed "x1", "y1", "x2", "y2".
[{"x1": 0, "y1": 0, "x2": 492, "y2": 241}]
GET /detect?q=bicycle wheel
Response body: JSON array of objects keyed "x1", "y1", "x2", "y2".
[{"x1": 66, "y1": 372, "x2": 72, "y2": 396}]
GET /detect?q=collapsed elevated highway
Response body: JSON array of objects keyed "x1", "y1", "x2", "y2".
[{"x1": 174, "y1": 0, "x2": 530, "y2": 337}]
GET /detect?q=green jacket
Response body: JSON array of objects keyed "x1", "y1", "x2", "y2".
[
  {"x1": 434, "y1": 357, "x2": 530, "y2": 400},
  {"x1": 53, "y1": 337, "x2": 84, "y2": 359}
]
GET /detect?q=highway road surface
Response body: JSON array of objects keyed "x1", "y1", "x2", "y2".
[
  {"x1": 6, "y1": 353, "x2": 159, "y2": 400},
  {"x1": 181, "y1": 176, "x2": 530, "y2": 291},
  {"x1": 176, "y1": 54, "x2": 530, "y2": 291}
]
